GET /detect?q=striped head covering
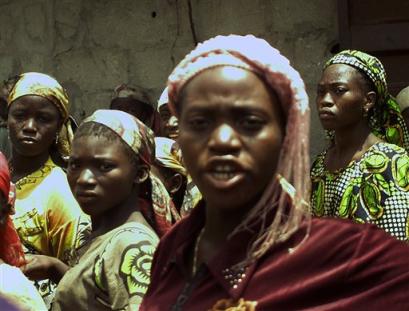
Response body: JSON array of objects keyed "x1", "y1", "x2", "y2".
[
  {"x1": 167, "y1": 34, "x2": 311, "y2": 268},
  {"x1": 80, "y1": 110, "x2": 176, "y2": 236},
  {"x1": 325, "y1": 50, "x2": 409, "y2": 151},
  {"x1": 8, "y1": 72, "x2": 75, "y2": 159}
]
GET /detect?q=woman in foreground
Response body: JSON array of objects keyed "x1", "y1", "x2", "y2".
[{"x1": 140, "y1": 35, "x2": 409, "y2": 310}]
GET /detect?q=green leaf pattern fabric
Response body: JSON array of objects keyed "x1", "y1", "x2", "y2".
[
  {"x1": 51, "y1": 221, "x2": 159, "y2": 310},
  {"x1": 311, "y1": 142, "x2": 409, "y2": 241}
]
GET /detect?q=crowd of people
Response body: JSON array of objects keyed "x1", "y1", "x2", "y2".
[{"x1": 0, "y1": 34, "x2": 408, "y2": 310}]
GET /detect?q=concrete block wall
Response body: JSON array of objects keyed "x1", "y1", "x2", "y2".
[{"x1": 0, "y1": 0, "x2": 338, "y2": 157}]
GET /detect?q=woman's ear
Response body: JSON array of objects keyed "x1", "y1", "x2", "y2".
[
  {"x1": 364, "y1": 91, "x2": 376, "y2": 112},
  {"x1": 168, "y1": 173, "x2": 183, "y2": 194},
  {"x1": 135, "y1": 164, "x2": 149, "y2": 184}
]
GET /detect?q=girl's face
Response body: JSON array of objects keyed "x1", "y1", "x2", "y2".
[
  {"x1": 159, "y1": 105, "x2": 179, "y2": 139},
  {"x1": 177, "y1": 66, "x2": 284, "y2": 213},
  {"x1": 316, "y1": 64, "x2": 372, "y2": 131},
  {"x1": 8, "y1": 95, "x2": 61, "y2": 157},
  {"x1": 67, "y1": 135, "x2": 138, "y2": 218}
]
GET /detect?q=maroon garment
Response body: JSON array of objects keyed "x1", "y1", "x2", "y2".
[{"x1": 141, "y1": 203, "x2": 409, "y2": 310}]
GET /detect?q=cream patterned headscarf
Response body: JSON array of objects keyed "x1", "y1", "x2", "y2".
[
  {"x1": 154, "y1": 137, "x2": 186, "y2": 176},
  {"x1": 83, "y1": 109, "x2": 154, "y2": 166}
]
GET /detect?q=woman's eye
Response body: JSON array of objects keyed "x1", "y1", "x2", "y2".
[
  {"x1": 11, "y1": 111, "x2": 25, "y2": 120},
  {"x1": 188, "y1": 117, "x2": 209, "y2": 130},
  {"x1": 334, "y1": 87, "x2": 347, "y2": 94},
  {"x1": 68, "y1": 161, "x2": 79, "y2": 170},
  {"x1": 99, "y1": 163, "x2": 114, "y2": 171},
  {"x1": 238, "y1": 117, "x2": 264, "y2": 131},
  {"x1": 37, "y1": 113, "x2": 54, "y2": 123},
  {"x1": 37, "y1": 117, "x2": 49, "y2": 123}
]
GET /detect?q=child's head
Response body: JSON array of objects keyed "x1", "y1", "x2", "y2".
[
  {"x1": 67, "y1": 109, "x2": 154, "y2": 219},
  {"x1": 157, "y1": 87, "x2": 179, "y2": 139},
  {"x1": 110, "y1": 84, "x2": 156, "y2": 129},
  {"x1": 151, "y1": 137, "x2": 187, "y2": 210}
]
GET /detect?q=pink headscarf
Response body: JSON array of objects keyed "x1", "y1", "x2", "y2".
[{"x1": 167, "y1": 34, "x2": 311, "y2": 266}]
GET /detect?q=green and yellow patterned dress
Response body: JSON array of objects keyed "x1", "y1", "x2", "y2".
[
  {"x1": 51, "y1": 221, "x2": 159, "y2": 310},
  {"x1": 311, "y1": 142, "x2": 409, "y2": 241}
]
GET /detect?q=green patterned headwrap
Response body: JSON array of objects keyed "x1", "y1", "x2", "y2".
[{"x1": 325, "y1": 50, "x2": 409, "y2": 152}]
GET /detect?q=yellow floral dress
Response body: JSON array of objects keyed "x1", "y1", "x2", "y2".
[
  {"x1": 311, "y1": 142, "x2": 409, "y2": 241},
  {"x1": 12, "y1": 157, "x2": 91, "y2": 306}
]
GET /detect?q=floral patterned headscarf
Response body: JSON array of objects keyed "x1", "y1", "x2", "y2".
[
  {"x1": 154, "y1": 137, "x2": 186, "y2": 176},
  {"x1": 8, "y1": 72, "x2": 75, "y2": 159},
  {"x1": 154, "y1": 137, "x2": 201, "y2": 217},
  {"x1": 325, "y1": 50, "x2": 409, "y2": 151},
  {"x1": 83, "y1": 109, "x2": 154, "y2": 166},
  {"x1": 81, "y1": 110, "x2": 176, "y2": 236}
]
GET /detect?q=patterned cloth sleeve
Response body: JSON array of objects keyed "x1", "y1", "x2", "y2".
[{"x1": 93, "y1": 224, "x2": 159, "y2": 310}]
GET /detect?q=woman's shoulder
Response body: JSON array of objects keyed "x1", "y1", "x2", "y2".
[
  {"x1": 309, "y1": 217, "x2": 408, "y2": 255},
  {"x1": 369, "y1": 141, "x2": 408, "y2": 156},
  {"x1": 102, "y1": 222, "x2": 159, "y2": 255},
  {"x1": 92, "y1": 222, "x2": 159, "y2": 307},
  {"x1": 360, "y1": 141, "x2": 408, "y2": 177},
  {"x1": 37, "y1": 162, "x2": 70, "y2": 194}
]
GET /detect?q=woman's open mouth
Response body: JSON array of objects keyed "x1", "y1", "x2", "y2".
[
  {"x1": 19, "y1": 136, "x2": 38, "y2": 144},
  {"x1": 211, "y1": 165, "x2": 240, "y2": 180},
  {"x1": 205, "y1": 162, "x2": 246, "y2": 189}
]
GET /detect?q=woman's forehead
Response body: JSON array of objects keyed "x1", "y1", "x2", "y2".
[
  {"x1": 321, "y1": 64, "x2": 361, "y2": 83},
  {"x1": 9, "y1": 95, "x2": 58, "y2": 112},
  {"x1": 181, "y1": 67, "x2": 276, "y2": 107},
  {"x1": 182, "y1": 67, "x2": 269, "y2": 99}
]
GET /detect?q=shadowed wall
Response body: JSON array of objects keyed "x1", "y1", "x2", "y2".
[{"x1": 0, "y1": 0, "x2": 338, "y2": 157}]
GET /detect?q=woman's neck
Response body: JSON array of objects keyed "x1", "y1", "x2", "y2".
[
  {"x1": 327, "y1": 122, "x2": 381, "y2": 171},
  {"x1": 10, "y1": 150, "x2": 50, "y2": 182},
  {"x1": 199, "y1": 200, "x2": 253, "y2": 258},
  {"x1": 333, "y1": 121, "x2": 372, "y2": 152},
  {"x1": 91, "y1": 190, "x2": 143, "y2": 237}
]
